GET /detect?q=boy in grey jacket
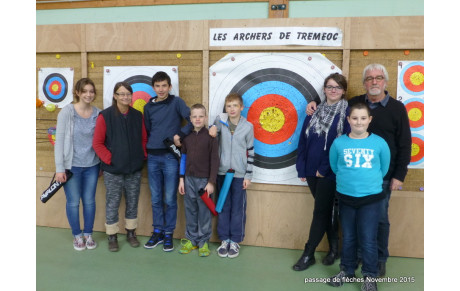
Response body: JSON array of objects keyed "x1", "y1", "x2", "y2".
[{"x1": 210, "y1": 92, "x2": 254, "y2": 258}]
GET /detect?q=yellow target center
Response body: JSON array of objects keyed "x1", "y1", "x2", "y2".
[
  {"x1": 133, "y1": 99, "x2": 147, "y2": 114},
  {"x1": 411, "y1": 143, "x2": 420, "y2": 157},
  {"x1": 410, "y1": 72, "x2": 424, "y2": 86},
  {"x1": 259, "y1": 107, "x2": 285, "y2": 132},
  {"x1": 51, "y1": 84, "x2": 59, "y2": 92},
  {"x1": 408, "y1": 108, "x2": 422, "y2": 122}
]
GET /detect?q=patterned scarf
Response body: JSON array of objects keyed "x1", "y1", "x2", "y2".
[{"x1": 305, "y1": 98, "x2": 348, "y2": 150}]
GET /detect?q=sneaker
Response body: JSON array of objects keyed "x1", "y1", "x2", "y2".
[
  {"x1": 179, "y1": 239, "x2": 198, "y2": 254},
  {"x1": 198, "y1": 242, "x2": 210, "y2": 257},
  {"x1": 217, "y1": 240, "x2": 230, "y2": 258},
  {"x1": 144, "y1": 230, "x2": 164, "y2": 249},
  {"x1": 327, "y1": 270, "x2": 355, "y2": 287},
  {"x1": 85, "y1": 234, "x2": 97, "y2": 250},
  {"x1": 73, "y1": 236, "x2": 86, "y2": 251},
  {"x1": 361, "y1": 277, "x2": 378, "y2": 291},
  {"x1": 163, "y1": 233, "x2": 174, "y2": 252},
  {"x1": 228, "y1": 242, "x2": 240, "y2": 258}
]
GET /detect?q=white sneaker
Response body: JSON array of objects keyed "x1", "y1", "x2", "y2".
[
  {"x1": 73, "y1": 236, "x2": 86, "y2": 251},
  {"x1": 85, "y1": 235, "x2": 97, "y2": 250},
  {"x1": 228, "y1": 242, "x2": 240, "y2": 258},
  {"x1": 217, "y1": 240, "x2": 229, "y2": 258}
]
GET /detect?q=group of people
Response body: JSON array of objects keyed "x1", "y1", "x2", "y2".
[
  {"x1": 294, "y1": 64, "x2": 411, "y2": 291},
  {"x1": 54, "y1": 71, "x2": 253, "y2": 259},
  {"x1": 54, "y1": 63, "x2": 411, "y2": 290}
]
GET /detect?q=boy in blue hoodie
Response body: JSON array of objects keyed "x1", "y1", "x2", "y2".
[{"x1": 143, "y1": 71, "x2": 193, "y2": 252}]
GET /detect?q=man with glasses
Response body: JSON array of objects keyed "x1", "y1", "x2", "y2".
[{"x1": 307, "y1": 64, "x2": 412, "y2": 277}]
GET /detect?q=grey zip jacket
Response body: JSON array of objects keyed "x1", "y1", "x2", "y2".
[
  {"x1": 213, "y1": 113, "x2": 254, "y2": 180},
  {"x1": 54, "y1": 104, "x2": 101, "y2": 173}
]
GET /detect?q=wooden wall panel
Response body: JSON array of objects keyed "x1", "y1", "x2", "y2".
[
  {"x1": 85, "y1": 21, "x2": 206, "y2": 52},
  {"x1": 36, "y1": 24, "x2": 83, "y2": 53},
  {"x1": 350, "y1": 16, "x2": 424, "y2": 49}
]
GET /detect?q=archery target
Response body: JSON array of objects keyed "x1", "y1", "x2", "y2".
[
  {"x1": 410, "y1": 133, "x2": 424, "y2": 166},
  {"x1": 404, "y1": 98, "x2": 424, "y2": 130},
  {"x1": 209, "y1": 53, "x2": 341, "y2": 185},
  {"x1": 399, "y1": 62, "x2": 424, "y2": 96},
  {"x1": 103, "y1": 66, "x2": 179, "y2": 111},
  {"x1": 38, "y1": 68, "x2": 74, "y2": 108},
  {"x1": 397, "y1": 61, "x2": 424, "y2": 169}
]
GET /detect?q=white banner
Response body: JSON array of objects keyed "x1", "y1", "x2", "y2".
[{"x1": 210, "y1": 27, "x2": 343, "y2": 47}]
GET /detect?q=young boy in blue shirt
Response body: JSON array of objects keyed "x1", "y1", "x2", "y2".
[
  {"x1": 178, "y1": 104, "x2": 219, "y2": 256},
  {"x1": 143, "y1": 71, "x2": 193, "y2": 252},
  {"x1": 327, "y1": 102, "x2": 390, "y2": 291},
  {"x1": 210, "y1": 92, "x2": 254, "y2": 258}
]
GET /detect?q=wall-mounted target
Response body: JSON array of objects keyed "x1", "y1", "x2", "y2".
[
  {"x1": 399, "y1": 61, "x2": 424, "y2": 96},
  {"x1": 38, "y1": 68, "x2": 74, "y2": 108},
  {"x1": 404, "y1": 98, "x2": 424, "y2": 130},
  {"x1": 123, "y1": 75, "x2": 156, "y2": 114},
  {"x1": 209, "y1": 53, "x2": 341, "y2": 185},
  {"x1": 410, "y1": 133, "x2": 424, "y2": 166},
  {"x1": 103, "y1": 66, "x2": 179, "y2": 111}
]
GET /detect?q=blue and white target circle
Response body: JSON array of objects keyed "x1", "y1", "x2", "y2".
[
  {"x1": 209, "y1": 53, "x2": 341, "y2": 185},
  {"x1": 103, "y1": 66, "x2": 179, "y2": 110}
]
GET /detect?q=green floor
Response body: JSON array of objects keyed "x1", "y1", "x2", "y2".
[{"x1": 36, "y1": 226, "x2": 423, "y2": 291}]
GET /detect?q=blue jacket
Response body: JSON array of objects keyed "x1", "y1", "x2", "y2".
[
  {"x1": 144, "y1": 94, "x2": 193, "y2": 151},
  {"x1": 296, "y1": 108, "x2": 350, "y2": 180}
]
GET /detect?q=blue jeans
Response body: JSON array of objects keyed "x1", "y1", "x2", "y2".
[
  {"x1": 63, "y1": 164, "x2": 100, "y2": 236},
  {"x1": 147, "y1": 153, "x2": 179, "y2": 234},
  {"x1": 378, "y1": 181, "x2": 391, "y2": 262},
  {"x1": 216, "y1": 175, "x2": 247, "y2": 243},
  {"x1": 339, "y1": 198, "x2": 383, "y2": 278}
]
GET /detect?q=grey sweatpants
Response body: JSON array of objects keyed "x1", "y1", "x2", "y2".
[
  {"x1": 184, "y1": 176, "x2": 213, "y2": 248},
  {"x1": 103, "y1": 171, "x2": 141, "y2": 234}
]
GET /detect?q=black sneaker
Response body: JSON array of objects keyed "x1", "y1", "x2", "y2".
[
  {"x1": 361, "y1": 277, "x2": 378, "y2": 291},
  {"x1": 163, "y1": 233, "x2": 174, "y2": 252},
  {"x1": 327, "y1": 270, "x2": 355, "y2": 287},
  {"x1": 144, "y1": 230, "x2": 164, "y2": 249}
]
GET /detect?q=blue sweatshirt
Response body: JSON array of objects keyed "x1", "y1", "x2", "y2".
[
  {"x1": 329, "y1": 133, "x2": 390, "y2": 197},
  {"x1": 143, "y1": 94, "x2": 193, "y2": 152},
  {"x1": 296, "y1": 108, "x2": 350, "y2": 180}
]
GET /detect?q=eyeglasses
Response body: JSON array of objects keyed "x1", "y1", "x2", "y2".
[
  {"x1": 325, "y1": 85, "x2": 343, "y2": 91},
  {"x1": 115, "y1": 92, "x2": 132, "y2": 97},
  {"x1": 364, "y1": 76, "x2": 385, "y2": 82}
]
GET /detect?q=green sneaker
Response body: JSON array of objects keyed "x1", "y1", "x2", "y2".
[
  {"x1": 199, "y1": 242, "x2": 210, "y2": 257},
  {"x1": 179, "y1": 239, "x2": 197, "y2": 254}
]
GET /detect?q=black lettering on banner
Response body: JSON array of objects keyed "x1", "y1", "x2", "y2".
[
  {"x1": 213, "y1": 33, "x2": 227, "y2": 41},
  {"x1": 313, "y1": 33, "x2": 321, "y2": 40},
  {"x1": 279, "y1": 32, "x2": 291, "y2": 40}
]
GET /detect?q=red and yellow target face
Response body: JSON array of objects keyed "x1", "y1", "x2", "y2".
[
  {"x1": 399, "y1": 62, "x2": 424, "y2": 95},
  {"x1": 410, "y1": 135, "x2": 424, "y2": 165},
  {"x1": 247, "y1": 94, "x2": 297, "y2": 145},
  {"x1": 404, "y1": 99, "x2": 424, "y2": 129},
  {"x1": 49, "y1": 80, "x2": 62, "y2": 96}
]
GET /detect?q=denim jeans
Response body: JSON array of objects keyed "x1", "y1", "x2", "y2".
[
  {"x1": 63, "y1": 164, "x2": 100, "y2": 237},
  {"x1": 378, "y1": 180, "x2": 391, "y2": 262},
  {"x1": 339, "y1": 198, "x2": 383, "y2": 278},
  {"x1": 216, "y1": 175, "x2": 247, "y2": 243},
  {"x1": 147, "y1": 153, "x2": 179, "y2": 234}
]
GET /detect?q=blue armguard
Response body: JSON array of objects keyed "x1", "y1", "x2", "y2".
[{"x1": 180, "y1": 154, "x2": 187, "y2": 176}]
